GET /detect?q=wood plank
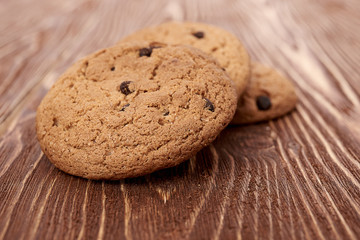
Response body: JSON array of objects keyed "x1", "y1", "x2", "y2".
[{"x1": 1, "y1": 0, "x2": 359, "y2": 239}]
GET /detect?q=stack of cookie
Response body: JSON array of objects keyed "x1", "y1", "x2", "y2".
[{"x1": 36, "y1": 22, "x2": 297, "y2": 180}]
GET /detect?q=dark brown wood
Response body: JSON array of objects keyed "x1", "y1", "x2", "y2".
[{"x1": 1, "y1": 0, "x2": 360, "y2": 239}]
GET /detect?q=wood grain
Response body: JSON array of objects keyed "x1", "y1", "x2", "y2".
[{"x1": 1, "y1": 0, "x2": 360, "y2": 239}]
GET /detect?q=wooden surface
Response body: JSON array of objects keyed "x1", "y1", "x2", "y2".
[{"x1": 1, "y1": 0, "x2": 360, "y2": 239}]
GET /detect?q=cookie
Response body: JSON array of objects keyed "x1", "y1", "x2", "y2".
[
  {"x1": 120, "y1": 21, "x2": 251, "y2": 97},
  {"x1": 231, "y1": 62, "x2": 297, "y2": 124},
  {"x1": 36, "y1": 41, "x2": 238, "y2": 180}
]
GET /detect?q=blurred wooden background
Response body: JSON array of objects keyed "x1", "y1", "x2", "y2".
[{"x1": 1, "y1": 0, "x2": 360, "y2": 239}]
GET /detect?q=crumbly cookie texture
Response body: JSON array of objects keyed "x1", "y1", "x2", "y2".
[
  {"x1": 231, "y1": 62, "x2": 297, "y2": 124},
  {"x1": 120, "y1": 21, "x2": 251, "y2": 97},
  {"x1": 36, "y1": 42, "x2": 238, "y2": 180}
]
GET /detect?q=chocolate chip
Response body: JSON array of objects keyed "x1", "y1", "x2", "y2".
[
  {"x1": 52, "y1": 118, "x2": 58, "y2": 127},
  {"x1": 110, "y1": 67, "x2": 115, "y2": 71},
  {"x1": 192, "y1": 31, "x2": 204, "y2": 39},
  {"x1": 118, "y1": 81, "x2": 133, "y2": 95},
  {"x1": 139, "y1": 47, "x2": 152, "y2": 57},
  {"x1": 163, "y1": 111, "x2": 169, "y2": 116},
  {"x1": 256, "y1": 96, "x2": 272, "y2": 111},
  {"x1": 120, "y1": 103, "x2": 130, "y2": 111},
  {"x1": 204, "y1": 98, "x2": 215, "y2": 112}
]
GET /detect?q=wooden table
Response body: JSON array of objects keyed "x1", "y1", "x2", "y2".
[{"x1": 1, "y1": 0, "x2": 360, "y2": 239}]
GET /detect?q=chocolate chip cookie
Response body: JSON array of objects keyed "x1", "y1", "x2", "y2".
[
  {"x1": 120, "y1": 21, "x2": 251, "y2": 97},
  {"x1": 36, "y1": 41, "x2": 238, "y2": 180},
  {"x1": 231, "y1": 62, "x2": 297, "y2": 124}
]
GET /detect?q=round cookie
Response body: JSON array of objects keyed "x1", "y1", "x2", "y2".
[
  {"x1": 36, "y1": 41, "x2": 238, "y2": 180},
  {"x1": 120, "y1": 21, "x2": 251, "y2": 97},
  {"x1": 231, "y1": 62, "x2": 297, "y2": 124}
]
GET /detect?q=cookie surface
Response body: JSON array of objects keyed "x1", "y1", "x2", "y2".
[
  {"x1": 36, "y1": 42, "x2": 237, "y2": 180},
  {"x1": 120, "y1": 21, "x2": 250, "y2": 97},
  {"x1": 231, "y1": 62, "x2": 297, "y2": 124}
]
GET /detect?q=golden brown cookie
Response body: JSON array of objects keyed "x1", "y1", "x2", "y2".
[
  {"x1": 36, "y1": 42, "x2": 238, "y2": 180},
  {"x1": 120, "y1": 21, "x2": 251, "y2": 97},
  {"x1": 231, "y1": 62, "x2": 297, "y2": 124}
]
